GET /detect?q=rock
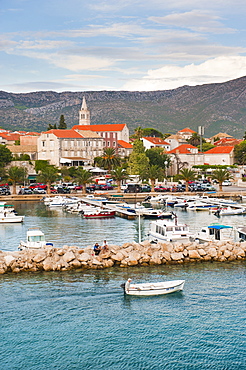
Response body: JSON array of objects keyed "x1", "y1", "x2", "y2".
[
  {"x1": 207, "y1": 247, "x2": 217, "y2": 258},
  {"x1": 188, "y1": 250, "x2": 201, "y2": 259},
  {"x1": 78, "y1": 253, "x2": 91, "y2": 262},
  {"x1": 4, "y1": 255, "x2": 15, "y2": 267},
  {"x1": 42, "y1": 257, "x2": 54, "y2": 271},
  {"x1": 32, "y1": 253, "x2": 47, "y2": 263},
  {"x1": 198, "y1": 248, "x2": 206, "y2": 256},
  {"x1": 63, "y1": 251, "x2": 75, "y2": 263},
  {"x1": 162, "y1": 251, "x2": 171, "y2": 261},
  {"x1": 171, "y1": 252, "x2": 184, "y2": 261},
  {"x1": 111, "y1": 252, "x2": 124, "y2": 262}
]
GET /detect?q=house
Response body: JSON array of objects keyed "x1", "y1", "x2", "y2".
[
  {"x1": 214, "y1": 138, "x2": 242, "y2": 146},
  {"x1": 177, "y1": 127, "x2": 196, "y2": 140},
  {"x1": 117, "y1": 140, "x2": 133, "y2": 157},
  {"x1": 37, "y1": 129, "x2": 104, "y2": 167},
  {"x1": 165, "y1": 134, "x2": 187, "y2": 150},
  {"x1": 73, "y1": 123, "x2": 129, "y2": 148},
  {"x1": 141, "y1": 137, "x2": 170, "y2": 151},
  {"x1": 167, "y1": 144, "x2": 204, "y2": 173},
  {"x1": 204, "y1": 146, "x2": 234, "y2": 166},
  {"x1": 210, "y1": 132, "x2": 233, "y2": 143}
]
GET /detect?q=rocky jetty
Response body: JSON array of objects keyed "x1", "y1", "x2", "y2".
[{"x1": 0, "y1": 240, "x2": 246, "y2": 275}]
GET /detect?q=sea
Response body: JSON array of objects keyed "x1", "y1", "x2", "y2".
[{"x1": 0, "y1": 200, "x2": 245, "y2": 369}]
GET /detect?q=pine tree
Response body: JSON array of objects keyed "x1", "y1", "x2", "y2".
[{"x1": 58, "y1": 115, "x2": 67, "y2": 129}]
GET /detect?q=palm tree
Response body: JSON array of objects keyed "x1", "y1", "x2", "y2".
[
  {"x1": 36, "y1": 165, "x2": 59, "y2": 194},
  {"x1": 74, "y1": 167, "x2": 94, "y2": 194},
  {"x1": 211, "y1": 169, "x2": 233, "y2": 191},
  {"x1": 98, "y1": 148, "x2": 121, "y2": 171},
  {"x1": 8, "y1": 166, "x2": 27, "y2": 194},
  {"x1": 140, "y1": 165, "x2": 163, "y2": 192},
  {"x1": 110, "y1": 167, "x2": 129, "y2": 193},
  {"x1": 178, "y1": 168, "x2": 197, "y2": 192}
]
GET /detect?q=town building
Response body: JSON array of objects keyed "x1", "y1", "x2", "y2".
[
  {"x1": 141, "y1": 137, "x2": 170, "y2": 151},
  {"x1": 37, "y1": 129, "x2": 104, "y2": 167}
]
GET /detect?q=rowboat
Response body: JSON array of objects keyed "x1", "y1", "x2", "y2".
[{"x1": 122, "y1": 278, "x2": 185, "y2": 296}]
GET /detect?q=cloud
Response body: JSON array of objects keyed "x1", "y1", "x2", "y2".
[
  {"x1": 150, "y1": 10, "x2": 235, "y2": 34},
  {"x1": 122, "y1": 56, "x2": 246, "y2": 91}
]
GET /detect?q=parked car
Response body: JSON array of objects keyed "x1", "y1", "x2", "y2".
[
  {"x1": 222, "y1": 180, "x2": 232, "y2": 186},
  {"x1": 29, "y1": 183, "x2": 47, "y2": 190},
  {"x1": 0, "y1": 187, "x2": 11, "y2": 195},
  {"x1": 56, "y1": 186, "x2": 71, "y2": 194},
  {"x1": 124, "y1": 183, "x2": 142, "y2": 193},
  {"x1": 100, "y1": 184, "x2": 114, "y2": 190},
  {"x1": 19, "y1": 188, "x2": 33, "y2": 195},
  {"x1": 141, "y1": 185, "x2": 151, "y2": 192},
  {"x1": 32, "y1": 187, "x2": 46, "y2": 194},
  {"x1": 154, "y1": 185, "x2": 171, "y2": 192}
]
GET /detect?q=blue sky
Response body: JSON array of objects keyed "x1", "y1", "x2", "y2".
[{"x1": 1, "y1": 0, "x2": 246, "y2": 93}]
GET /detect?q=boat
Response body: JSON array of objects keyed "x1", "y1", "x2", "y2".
[
  {"x1": 0, "y1": 202, "x2": 24, "y2": 223},
  {"x1": 195, "y1": 223, "x2": 235, "y2": 243},
  {"x1": 82, "y1": 209, "x2": 115, "y2": 219},
  {"x1": 122, "y1": 278, "x2": 185, "y2": 296},
  {"x1": 236, "y1": 226, "x2": 246, "y2": 241},
  {"x1": 212, "y1": 206, "x2": 246, "y2": 216},
  {"x1": 18, "y1": 228, "x2": 53, "y2": 250},
  {"x1": 148, "y1": 214, "x2": 195, "y2": 243}
]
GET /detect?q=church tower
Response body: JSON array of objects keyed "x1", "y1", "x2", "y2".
[{"x1": 79, "y1": 96, "x2": 90, "y2": 125}]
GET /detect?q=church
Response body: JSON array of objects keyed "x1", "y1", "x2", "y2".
[{"x1": 37, "y1": 97, "x2": 132, "y2": 167}]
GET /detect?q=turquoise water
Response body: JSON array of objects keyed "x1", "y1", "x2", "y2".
[
  {"x1": 0, "y1": 202, "x2": 245, "y2": 369},
  {"x1": 1, "y1": 263, "x2": 245, "y2": 369}
]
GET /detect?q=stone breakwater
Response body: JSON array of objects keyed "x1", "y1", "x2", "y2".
[{"x1": 0, "y1": 240, "x2": 246, "y2": 274}]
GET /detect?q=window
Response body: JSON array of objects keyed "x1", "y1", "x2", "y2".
[
  {"x1": 113, "y1": 141, "x2": 116, "y2": 146},
  {"x1": 108, "y1": 141, "x2": 110, "y2": 146},
  {"x1": 42, "y1": 141, "x2": 45, "y2": 147}
]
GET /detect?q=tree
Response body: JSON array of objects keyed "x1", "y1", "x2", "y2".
[
  {"x1": 134, "y1": 126, "x2": 144, "y2": 140},
  {"x1": 140, "y1": 165, "x2": 164, "y2": 192},
  {"x1": 145, "y1": 147, "x2": 171, "y2": 169},
  {"x1": 7, "y1": 166, "x2": 27, "y2": 194},
  {"x1": 74, "y1": 167, "x2": 93, "y2": 194},
  {"x1": 110, "y1": 166, "x2": 129, "y2": 193},
  {"x1": 34, "y1": 160, "x2": 49, "y2": 173},
  {"x1": 36, "y1": 165, "x2": 60, "y2": 194},
  {"x1": 127, "y1": 139, "x2": 149, "y2": 175},
  {"x1": 0, "y1": 145, "x2": 13, "y2": 167},
  {"x1": 187, "y1": 133, "x2": 206, "y2": 148},
  {"x1": 202, "y1": 143, "x2": 215, "y2": 152},
  {"x1": 211, "y1": 169, "x2": 233, "y2": 191},
  {"x1": 47, "y1": 123, "x2": 57, "y2": 130},
  {"x1": 142, "y1": 128, "x2": 163, "y2": 138},
  {"x1": 96, "y1": 148, "x2": 121, "y2": 171},
  {"x1": 58, "y1": 114, "x2": 67, "y2": 129},
  {"x1": 234, "y1": 141, "x2": 246, "y2": 165},
  {"x1": 178, "y1": 168, "x2": 197, "y2": 192}
]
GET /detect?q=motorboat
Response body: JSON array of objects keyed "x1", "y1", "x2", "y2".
[
  {"x1": 212, "y1": 206, "x2": 246, "y2": 216},
  {"x1": 18, "y1": 228, "x2": 53, "y2": 250},
  {"x1": 195, "y1": 223, "x2": 235, "y2": 243},
  {"x1": 0, "y1": 202, "x2": 24, "y2": 223},
  {"x1": 148, "y1": 215, "x2": 195, "y2": 243},
  {"x1": 236, "y1": 226, "x2": 246, "y2": 241},
  {"x1": 82, "y1": 209, "x2": 115, "y2": 219},
  {"x1": 122, "y1": 278, "x2": 185, "y2": 296}
]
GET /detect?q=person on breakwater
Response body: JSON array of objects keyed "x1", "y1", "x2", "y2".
[
  {"x1": 102, "y1": 240, "x2": 109, "y2": 252},
  {"x1": 93, "y1": 243, "x2": 101, "y2": 255}
]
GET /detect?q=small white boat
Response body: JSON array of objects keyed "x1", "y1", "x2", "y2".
[
  {"x1": 122, "y1": 278, "x2": 185, "y2": 296},
  {"x1": 213, "y1": 206, "x2": 246, "y2": 216},
  {"x1": 18, "y1": 228, "x2": 53, "y2": 250},
  {"x1": 195, "y1": 223, "x2": 235, "y2": 243},
  {"x1": 237, "y1": 226, "x2": 246, "y2": 241},
  {"x1": 148, "y1": 215, "x2": 195, "y2": 243},
  {"x1": 0, "y1": 202, "x2": 24, "y2": 223}
]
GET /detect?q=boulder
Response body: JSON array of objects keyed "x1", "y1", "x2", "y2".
[
  {"x1": 63, "y1": 251, "x2": 76, "y2": 263},
  {"x1": 207, "y1": 247, "x2": 217, "y2": 258},
  {"x1": 111, "y1": 252, "x2": 125, "y2": 261},
  {"x1": 78, "y1": 253, "x2": 91, "y2": 262},
  {"x1": 171, "y1": 252, "x2": 184, "y2": 261},
  {"x1": 188, "y1": 250, "x2": 201, "y2": 259},
  {"x1": 32, "y1": 253, "x2": 47, "y2": 263},
  {"x1": 4, "y1": 255, "x2": 15, "y2": 267}
]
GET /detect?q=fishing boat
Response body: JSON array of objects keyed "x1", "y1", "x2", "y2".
[
  {"x1": 195, "y1": 223, "x2": 235, "y2": 243},
  {"x1": 0, "y1": 202, "x2": 24, "y2": 223},
  {"x1": 18, "y1": 228, "x2": 53, "y2": 250},
  {"x1": 148, "y1": 214, "x2": 195, "y2": 243},
  {"x1": 122, "y1": 278, "x2": 185, "y2": 296}
]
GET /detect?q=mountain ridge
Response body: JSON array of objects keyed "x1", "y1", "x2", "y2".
[{"x1": 0, "y1": 76, "x2": 246, "y2": 137}]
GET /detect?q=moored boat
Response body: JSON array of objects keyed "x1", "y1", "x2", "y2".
[
  {"x1": 0, "y1": 202, "x2": 24, "y2": 223},
  {"x1": 82, "y1": 209, "x2": 115, "y2": 219},
  {"x1": 122, "y1": 278, "x2": 185, "y2": 296},
  {"x1": 18, "y1": 228, "x2": 53, "y2": 250},
  {"x1": 148, "y1": 214, "x2": 195, "y2": 243},
  {"x1": 195, "y1": 223, "x2": 235, "y2": 243}
]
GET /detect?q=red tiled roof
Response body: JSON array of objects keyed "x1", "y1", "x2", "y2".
[
  {"x1": 43, "y1": 129, "x2": 84, "y2": 138},
  {"x1": 178, "y1": 127, "x2": 196, "y2": 134},
  {"x1": 167, "y1": 144, "x2": 199, "y2": 154},
  {"x1": 0, "y1": 133, "x2": 20, "y2": 141},
  {"x1": 204, "y1": 146, "x2": 234, "y2": 154},
  {"x1": 214, "y1": 138, "x2": 242, "y2": 146},
  {"x1": 118, "y1": 140, "x2": 133, "y2": 149},
  {"x1": 73, "y1": 124, "x2": 126, "y2": 132},
  {"x1": 143, "y1": 137, "x2": 169, "y2": 145}
]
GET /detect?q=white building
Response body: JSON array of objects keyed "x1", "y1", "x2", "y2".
[
  {"x1": 37, "y1": 129, "x2": 104, "y2": 167},
  {"x1": 141, "y1": 137, "x2": 170, "y2": 151}
]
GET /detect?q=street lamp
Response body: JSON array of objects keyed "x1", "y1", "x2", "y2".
[{"x1": 164, "y1": 160, "x2": 168, "y2": 184}]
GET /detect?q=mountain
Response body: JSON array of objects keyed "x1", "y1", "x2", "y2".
[{"x1": 0, "y1": 76, "x2": 246, "y2": 138}]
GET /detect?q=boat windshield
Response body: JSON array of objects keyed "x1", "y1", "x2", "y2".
[{"x1": 28, "y1": 235, "x2": 45, "y2": 242}]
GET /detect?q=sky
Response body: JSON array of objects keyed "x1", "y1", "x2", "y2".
[{"x1": 1, "y1": 0, "x2": 246, "y2": 93}]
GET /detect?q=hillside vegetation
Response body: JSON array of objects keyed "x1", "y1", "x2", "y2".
[{"x1": 0, "y1": 76, "x2": 246, "y2": 137}]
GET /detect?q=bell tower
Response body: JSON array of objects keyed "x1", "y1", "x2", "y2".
[{"x1": 79, "y1": 96, "x2": 90, "y2": 125}]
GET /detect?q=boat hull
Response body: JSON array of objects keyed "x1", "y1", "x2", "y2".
[
  {"x1": 83, "y1": 211, "x2": 115, "y2": 219},
  {"x1": 0, "y1": 216, "x2": 24, "y2": 223},
  {"x1": 125, "y1": 280, "x2": 185, "y2": 296}
]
